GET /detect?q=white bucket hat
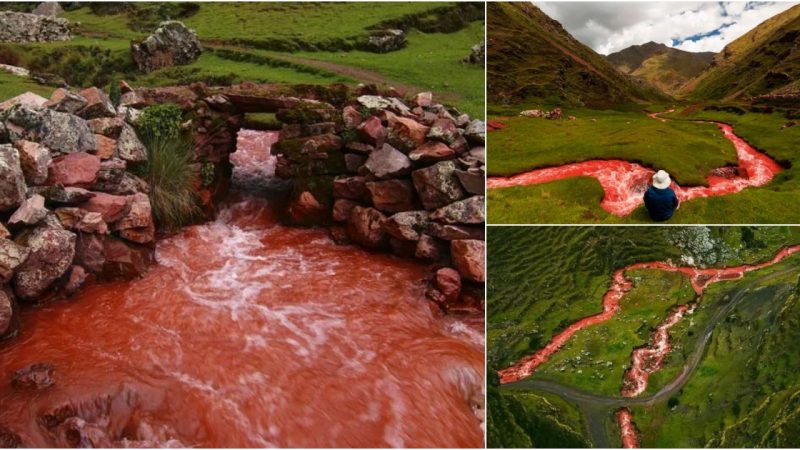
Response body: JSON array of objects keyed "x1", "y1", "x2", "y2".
[{"x1": 652, "y1": 170, "x2": 671, "y2": 189}]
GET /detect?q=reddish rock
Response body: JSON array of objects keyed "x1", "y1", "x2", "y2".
[
  {"x1": 0, "y1": 145, "x2": 27, "y2": 212},
  {"x1": 365, "y1": 179, "x2": 414, "y2": 213},
  {"x1": 411, "y1": 161, "x2": 465, "y2": 210},
  {"x1": 102, "y1": 236, "x2": 154, "y2": 279},
  {"x1": 0, "y1": 239, "x2": 30, "y2": 284},
  {"x1": 389, "y1": 238, "x2": 417, "y2": 258},
  {"x1": 8, "y1": 194, "x2": 48, "y2": 227},
  {"x1": 332, "y1": 198, "x2": 359, "y2": 222},
  {"x1": 48, "y1": 153, "x2": 101, "y2": 188},
  {"x1": 54, "y1": 207, "x2": 84, "y2": 229},
  {"x1": 435, "y1": 267, "x2": 461, "y2": 303},
  {"x1": 388, "y1": 116, "x2": 429, "y2": 151},
  {"x1": 0, "y1": 223, "x2": 9, "y2": 239},
  {"x1": 118, "y1": 224, "x2": 155, "y2": 244},
  {"x1": 364, "y1": 144, "x2": 412, "y2": 180},
  {"x1": 86, "y1": 117, "x2": 124, "y2": 138},
  {"x1": 80, "y1": 192, "x2": 130, "y2": 223},
  {"x1": 356, "y1": 116, "x2": 386, "y2": 146},
  {"x1": 346, "y1": 206, "x2": 387, "y2": 249},
  {"x1": 287, "y1": 191, "x2": 326, "y2": 225},
  {"x1": 116, "y1": 124, "x2": 147, "y2": 163},
  {"x1": 381, "y1": 211, "x2": 429, "y2": 241},
  {"x1": 0, "y1": 289, "x2": 15, "y2": 338},
  {"x1": 344, "y1": 153, "x2": 366, "y2": 173},
  {"x1": 342, "y1": 105, "x2": 364, "y2": 129},
  {"x1": 450, "y1": 239, "x2": 485, "y2": 282},
  {"x1": 329, "y1": 226, "x2": 350, "y2": 245},
  {"x1": 11, "y1": 363, "x2": 55, "y2": 390},
  {"x1": 93, "y1": 134, "x2": 117, "y2": 159},
  {"x1": 13, "y1": 228, "x2": 76, "y2": 300},
  {"x1": 345, "y1": 141, "x2": 375, "y2": 154},
  {"x1": 408, "y1": 141, "x2": 455, "y2": 163},
  {"x1": 14, "y1": 140, "x2": 51, "y2": 185},
  {"x1": 333, "y1": 176, "x2": 368, "y2": 201},
  {"x1": 449, "y1": 135, "x2": 470, "y2": 154},
  {"x1": 77, "y1": 87, "x2": 116, "y2": 119},
  {"x1": 63, "y1": 265, "x2": 87, "y2": 295},
  {"x1": 427, "y1": 118, "x2": 459, "y2": 144},
  {"x1": 455, "y1": 168, "x2": 484, "y2": 195},
  {"x1": 44, "y1": 88, "x2": 87, "y2": 114},
  {"x1": 114, "y1": 193, "x2": 152, "y2": 231},
  {"x1": 414, "y1": 92, "x2": 433, "y2": 107},
  {"x1": 74, "y1": 233, "x2": 105, "y2": 274},
  {"x1": 76, "y1": 212, "x2": 108, "y2": 234},
  {"x1": 428, "y1": 223, "x2": 485, "y2": 240}
]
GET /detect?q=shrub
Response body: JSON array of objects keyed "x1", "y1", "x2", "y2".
[
  {"x1": 135, "y1": 105, "x2": 200, "y2": 231},
  {"x1": 0, "y1": 46, "x2": 20, "y2": 66}
]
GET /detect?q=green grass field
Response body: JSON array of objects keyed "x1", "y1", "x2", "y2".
[{"x1": 487, "y1": 105, "x2": 800, "y2": 224}]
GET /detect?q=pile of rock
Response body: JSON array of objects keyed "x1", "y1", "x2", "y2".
[
  {"x1": 273, "y1": 90, "x2": 486, "y2": 309},
  {"x1": 0, "y1": 10, "x2": 71, "y2": 43},
  {"x1": 131, "y1": 21, "x2": 203, "y2": 73},
  {"x1": 519, "y1": 107, "x2": 563, "y2": 120},
  {"x1": 0, "y1": 88, "x2": 155, "y2": 340}
]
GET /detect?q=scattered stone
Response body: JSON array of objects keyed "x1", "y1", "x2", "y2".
[
  {"x1": 44, "y1": 88, "x2": 88, "y2": 114},
  {"x1": 546, "y1": 108, "x2": 563, "y2": 120},
  {"x1": 568, "y1": 115, "x2": 577, "y2": 121},
  {"x1": 365, "y1": 179, "x2": 414, "y2": 213},
  {"x1": 8, "y1": 194, "x2": 48, "y2": 227},
  {"x1": 47, "y1": 152, "x2": 101, "y2": 187},
  {"x1": 76, "y1": 87, "x2": 116, "y2": 119},
  {"x1": 430, "y1": 195, "x2": 485, "y2": 224},
  {"x1": 0, "y1": 11, "x2": 70, "y2": 43},
  {"x1": 519, "y1": 110, "x2": 543, "y2": 118},
  {"x1": 381, "y1": 211, "x2": 429, "y2": 241},
  {"x1": 116, "y1": 124, "x2": 147, "y2": 163},
  {"x1": 366, "y1": 29, "x2": 406, "y2": 53},
  {"x1": 364, "y1": 144, "x2": 411, "y2": 179},
  {"x1": 411, "y1": 161, "x2": 465, "y2": 210},
  {"x1": 346, "y1": 206, "x2": 387, "y2": 249},
  {"x1": 0, "y1": 145, "x2": 27, "y2": 212},
  {"x1": 409, "y1": 141, "x2": 455, "y2": 163},
  {"x1": 131, "y1": 21, "x2": 203, "y2": 73},
  {"x1": 13, "y1": 227, "x2": 76, "y2": 300},
  {"x1": 11, "y1": 362, "x2": 55, "y2": 390},
  {"x1": 14, "y1": 140, "x2": 51, "y2": 185},
  {"x1": 0, "y1": 239, "x2": 30, "y2": 284},
  {"x1": 38, "y1": 109, "x2": 96, "y2": 154},
  {"x1": 464, "y1": 41, "x2": 484, "y2": 64},
  {"x1": 436, "y1": 267, "x2": 461, "y2": 303},
  {"x1": 450, "y1": 239, "x2": 485, "y2": 282}
]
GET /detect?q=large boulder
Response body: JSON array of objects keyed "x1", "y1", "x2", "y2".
[
  {"x1": 13, "y1": 227, "x2": 76, "y2": 300},
  {"x1": 80, "y1": 192, "x2": 130, "y2": 223},
  {"x1": 116, "y1": 124, "x2": 147, "y2": 162},
  {"x1": 131, "y1": 21, "x2": 203, "y2": 73},
  {"x1": 411, "y1": 160, "x2": 465, "y2": 210},
  {"x1": 365, "y1": 179, "x2": 414, "y2": 213},
  {"x1": 14, "y1": 140, "x2": 51, "y2": 185},
  {"x1": 0, "y1": 238, "x2": 30, "y2": 283},
  {"x1": 0, "y1": 92, "x2": 48, "y2": 112},
  {"x1": 346, "y1": 206, "x2": 387, "y2": 249},
  {"x1": 0, "y1": 145, "x2": 27, "y2": 211},
  {"x1": 387, "y1": 116, "x2": 429, "y2": 151},
  {"x1": 74, "y1": 233, "x2": 105, "y2": 274},
  {"x1": 450, "y1": 239, "x2": 485, "y2": 282},
  {"x1": 364, "y1": 144, "x2": 411, "y2": 179},
  {"x1": 365, "y1": 29, "x2": 406, "y2": 53},
  {"x1": 102, "y1": 236, "x2": 154, "y2": 279},
  {"x1": 47, "y1": 152, "x2": 101, "y2": 187},
  {"x1": 38, "y1": 109, "x2": 96, "y2": 154},
  {"x1": 0, "y1": 11, "x2": 70, "y2": 43},
  {"x1": 381, "y1": 211, "x2": 429, "y2": 241}
]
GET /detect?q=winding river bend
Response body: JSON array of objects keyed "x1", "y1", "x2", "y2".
[
  {"x1": 0, "y1": 131, "x2": 485, "y2": 448},
  {"x1": 498, "y1": 246, "x2": 800, "y2": 447},
  {"x1": 487, "y1": 112, "x2": 782, "y2": 216}
]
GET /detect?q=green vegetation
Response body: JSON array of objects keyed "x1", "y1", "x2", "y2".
[
  {"x1": 135, "y1": 105, "x2": 200, "y2": 231},
  {"x1": 0, "y1": 72, "x2": 53, "y2": 100},
  {"x1": 606, "y1": 42, "x2": 714, "y2": 96}
]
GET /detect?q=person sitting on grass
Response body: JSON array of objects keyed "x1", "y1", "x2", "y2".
[{"x1": 644, "y1": 170, "x2": 679, "y2": 221}]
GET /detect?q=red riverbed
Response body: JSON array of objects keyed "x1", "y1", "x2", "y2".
[
  {"x1": 0, "y1": 131, "x2": 485, "y2": 448},
  {"x1": 497, "y1": 245, "x2": 800, "y2": 447},
  {"x1": 487, "y1": 113, "x2": 782, "y2": 216}
]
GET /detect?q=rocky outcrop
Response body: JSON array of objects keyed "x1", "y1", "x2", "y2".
[
  {"x1": 13, "y1": 227, "x2": 76, "y2": 300},
  {"x1": 464, "y1": 41, "x2": 485, "y2": 64},
  {"x1": 131, "y1": 21, "x2": 202, "y2": 73},
  {"x1": 0, "y1": 11, "x2": 70, "y2": 43},
  {"x1": 365, "y1": 29, "x2": 406, "y2": 53}
]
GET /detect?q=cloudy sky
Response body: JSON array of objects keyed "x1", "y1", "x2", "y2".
[{"x1": 537, "y1": 1, "x2": 799, "y2": 55}]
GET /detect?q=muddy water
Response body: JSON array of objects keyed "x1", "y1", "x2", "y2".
[
  {"x1": 496, "y1": 246, "x2": 800, "y2": 447},
  {"x1": 487, "y1": 114, "x2": 782, "y2": 216},
  {"x1": 0, "y1": 131, "x2": 485, "y2": 448}
]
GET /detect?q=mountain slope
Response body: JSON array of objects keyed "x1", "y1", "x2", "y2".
[
  {"x1": 487, "y1": 2, "x2": 668, "y2": 108},
  {"x1": 682, "y1": 4, "x2": 800, "y2": 101},
  {"x1": 607, "y1": 42, "x2": 714, "y2": 95}
]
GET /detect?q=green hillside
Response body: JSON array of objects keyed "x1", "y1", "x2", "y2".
[
  {"x1": 487, "y1": 2, "x2": 667, "y2": 108},
  {"x1": 682, "y1": 4, "x2": 800, "y2": 101}
]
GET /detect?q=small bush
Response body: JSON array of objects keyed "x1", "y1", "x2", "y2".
[{"x1": 135, "y1": 105, "x2": 200, "y2": 231}]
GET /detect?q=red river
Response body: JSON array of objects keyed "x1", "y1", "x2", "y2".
[
  {"x1": 487, "y1": 113, "x2": 782, "y2": 216},
  {"x1": 497, "y1": 245, "x2": 800, "y2": 447},
  {"x1": 0, "y1": 131, "x2": 485, "y2": 448}
]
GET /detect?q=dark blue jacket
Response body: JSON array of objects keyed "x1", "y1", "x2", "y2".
[{"x1": 643, "y1": 186, "x2": 679, "y2": 221}]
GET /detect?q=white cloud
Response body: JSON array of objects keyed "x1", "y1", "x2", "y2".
[{"x1": 535, "y1": 1, "x2": 799, "y2": 54}]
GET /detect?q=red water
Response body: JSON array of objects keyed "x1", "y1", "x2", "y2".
[
  {"x1": 497, "y1": 245, "x2": 800, "y2": 447},
  {"x1": 616, "y1": 408, "x2": 639, "y2": 448},
  {"x1": 487, "y1": 113, "x2": 782, "y2": 216},
  {"x1": 0, "y1": 131, "x2": 485, "y2": 448}
]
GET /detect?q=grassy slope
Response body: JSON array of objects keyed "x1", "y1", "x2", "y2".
[
  {"x1": 3, "y1": 3, "x2": 483, "y2": 115},
  {"x1": 487, "y1": 2, "x2": 666, "y2": 108},
  {"x1": 631, "y1": 263, "x2": 800, "y2": 447},
  {"x1": 682, "y1": 5, "x2": 800, "y2": 100},
  {"x1": 488, "y1": 226, "x2": 800, "y2": 447},
  {"x1": 0, "y1": 72, "x2": 54, "y2": 100},
  {"x1": 606, "y1": 42, "x2": 714, "y2": 96},
  {"x1": 487, "y1": 105, "x2": 800, "y2": 224}
]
